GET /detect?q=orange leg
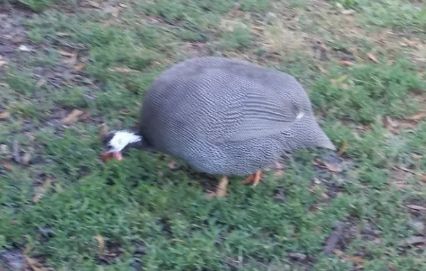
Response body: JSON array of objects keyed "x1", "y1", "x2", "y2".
[
  {"x1": 242, "y1": 170, "x2": 262, "y2": 186},
  {"x1": 206, "y1": 176, "x2": 229, "y2": 198}
]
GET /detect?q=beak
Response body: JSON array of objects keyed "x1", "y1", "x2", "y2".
[{"x1": 100, "y1": 151, "x2": 123, "y2": 162}]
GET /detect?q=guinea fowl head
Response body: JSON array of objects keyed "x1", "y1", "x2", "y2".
[{"x1": 101, "y1": 130, "x2": 142, "y2": 162}]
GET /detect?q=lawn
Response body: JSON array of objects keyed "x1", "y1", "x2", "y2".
[{"x1": 0, "y1": 0, "x2": 425, "y2": 270}]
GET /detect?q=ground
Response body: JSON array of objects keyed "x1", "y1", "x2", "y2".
[{"x1": 0, "y1": 0, "x2": 425, "y2": 270}]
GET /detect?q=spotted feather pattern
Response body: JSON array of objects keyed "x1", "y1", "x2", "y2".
[{"x1": 139, "y1": 57, "x2": 334, "y2": 175}]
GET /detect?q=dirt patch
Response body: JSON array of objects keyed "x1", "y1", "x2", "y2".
[
  {"x1": 0, "y1": 249, "x2": 26, "y2": 271},
  {"x1": 179, "y1": 42, "x2": 210, "y2": 58},
  {"x1": 0, "y1": 248, "x2": 53, "y2": 271},
  {"x1": 0, "y1": 8, "x2": 32, "y2": 73},
  {"x1": 0, "y1": 4, "x2": 96, "y2": 89},
  {"x1": 95, "y1": 239, "x2": 124, "y2": 265}
]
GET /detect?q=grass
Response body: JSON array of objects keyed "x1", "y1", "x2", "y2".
[
  {"x1": 331, "y1": 0, "x2": 426, "y2": 32},
  {"x1": 0, "y1": 0, "x2": 425, "y2": 270},
  {"x1": 1, "y1": 0, "x2": 62, "y2": 11},
  {"x1": 312, "y1": 60, "x2": 424, "y2": 123}
]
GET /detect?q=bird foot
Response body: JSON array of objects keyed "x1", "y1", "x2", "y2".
[
  {"x1": 242, "y1": 170, "x2": 262, "y2": 186},
  {"x1": 205, "y1": 176, "x2": 228, "y2": 199}
]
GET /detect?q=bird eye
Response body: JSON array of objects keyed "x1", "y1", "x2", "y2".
[{"x1": 102, "y1": 133, "x2": 114, "y2": 145}]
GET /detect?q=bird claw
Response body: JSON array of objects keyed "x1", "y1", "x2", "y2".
[
  {"x1": 205, "y1": 176, "x2": 228, "y2": 199},
  {"x1": 242, "y1": 170, "x2": 262, "y2": 186}
]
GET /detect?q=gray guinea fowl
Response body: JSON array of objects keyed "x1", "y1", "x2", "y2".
[{"x1": 102, "y1": 57, "x2": 335, "y2": 197}]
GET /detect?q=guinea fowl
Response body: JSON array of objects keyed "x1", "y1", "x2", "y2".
[{"x1": 101, "y1": 57, "x2": 335, "y2": 197}]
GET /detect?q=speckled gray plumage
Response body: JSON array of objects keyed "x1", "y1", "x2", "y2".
[{"x1": 139, "y1": 57, "x2": 334, "y2": 176}]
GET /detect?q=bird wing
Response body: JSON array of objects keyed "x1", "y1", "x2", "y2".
[{"x1": 207, "y1": 86, "x2": 302, "y2": 143}]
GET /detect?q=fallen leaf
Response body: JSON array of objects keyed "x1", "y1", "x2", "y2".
[
  {"x1": 330, "y1": 75, "x2": 349, "y2": 89},
  {"x1": 406, "y1": 204, "x2": 426, "y2": 211},
  {"x1": 24, "y1": 255, "x2": 50, "y2": 271},
  {"x1": 383, "y1": 116, "x2": 398, "y2": 129},
  {"x1": 0, "y1": 111, "x2": 10, "y2": 120},
  {"x1": 74, "y1": 62, "x2": 86, "y2": 72},
  {"x1": 313, "y1": 41, "x2": 329, "y2": 61},
  {"x1": 56, "y1": 32, "x2": 71, "y2": 37},
  {"x1": 383, "y1": 116, "x2": 420, "y2": 134},
  {"x1": 400, "y1": 236, "x2": 426, "y2": 247},
  {"x1": 119, "y1": 109, "x2": 132, "y2": 115},
  {"x1": 108, "y1": 66, "x2": 137, "y2": 73},
  {"x1": 334, "y1": 249, "x2": 365, "y2": 266},
  {"x1": 288, "y1": 252, "x2": 307, "y2": 261},
  {"x1": 58, "y1": 50, "x2": 75, "y2": 57},
  {"x1": 399, "y1": 38, "x2": 418, "y2": 48},
  {"x1": 104, "y1": 5, "x2": 120, "y2": 17},
  {"x1": 333, "y1": 249, "x2": 344, "y2": 256},
  {"x1": 315, "y1": 159, "x2": 343, "y2": 173},
  {"x1": 0, "y1": 143, "x2": 10, "y2": 155},
  {"x1": 412, "y1": 153, "x2": 423, "y2": 160},
  {"x1": 340, "y1": 60, "x2": 354, "y2": 66},
  {"x1": 389, "y1": 167, "x2": 411, "y2": 190},
  {"x1": 273, "y1": 170, "x2": 285, "y2": 177},
  {"x1": 1, "y1": 161, "x2": 13, "y2": 171},
  {"x1": 12, "y1": 140, "x2": 20, "y2": 163},
  {"x1": 61, "y1": 109, "x2": 84, "y2": 125},
  {"x1": 394, "y1": 165, "x2": 419, "y2": 176},
  {"x1": 95, "y1": 235, "x2": 105, "y2": 255},
  {"x1": 79, "y1": 111, "x2": 90, "y2": 121},
  {"x1": 316, "y1": 64, "x2": 327, "y2": 73},
  {"x1": 168, "y1": 160, "x2": 179, "y2": 170},
  {"x1": 324, "y1": 161, "x2": 343, "y2": 172},
  {"x1": 36, "y1": 78, "x2": 47, "y2": 88},
  {"x1": 96, "y1": 240, "x2": 123, "y2": 264},
  {"x1": 59, "y1": 50, "x2": 78, "y2": 65},
  {"x1": 345, "y1": 255, "x2": 365, "y2": 266},
  {"x1": 87, "y1": 0, "x2": 101, "y2": 8},
  {"x1": 405, "y1": 111, "x2": 426, "y2": 122},
  {"x1": 341, "y1": 9, "x2": 355, "y2": 15},
  {"x1": 64, "y1": 54, "x2": 77, "y2": 65},
  {"x1": 338, "y1": 141, "x2": 348, "y2": 155},
  {"x1": 99, "y1": 123, "x2": 109, "y2": 138},
  {"x1": 33, "y1": 177, "x2": 54, "y2": 203},
  {"x1": 12, "y1": 35, "x2": 25, "y2": 44},
  {"x1": 408, "y1": 219, "x2": 425, "y2": 234},
  {"x1": 21, "y1": 152, "x2": 32, "y2": 165},
  {"x1": 367, "y1": 52, "x2": 379, "y2": 63},
  {"x1": 324, "y1": 222, "x2": 346, "y2": 254}
]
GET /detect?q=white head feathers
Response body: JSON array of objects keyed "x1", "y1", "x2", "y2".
[{"x1": 108, "y1": 130, "x2": 142, "y2": 152}]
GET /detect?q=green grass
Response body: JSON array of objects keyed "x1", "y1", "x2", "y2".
[
  {"x1": 1, "y1": 0, "x2": 62, "y2": 11},
  {"x1": 331, "y1": 0, "x2": 426, "y2": 30},
  {"x1": 0, "y1": 0, "x2": 425, "y2": 270},
  {"x1": 219, "y1": 25, "x2": 253, "y2": 50},
  {"x1": 312, "y1": 60, "x2": 425, "y2": 123}
]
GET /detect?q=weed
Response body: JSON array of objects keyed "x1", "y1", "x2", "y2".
[
  {"x1": 311, "y1": 60, "x2": 425, "y2": 123},
  {"x1": 240, "y1": 0, "x2": 270, "y2": 12},
  {"x1": 219, "y1": 25, "x2": 253, "y2": 50},
  {"x1": 5, "y1": 70, "x2": 37, "y2": 96}
]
